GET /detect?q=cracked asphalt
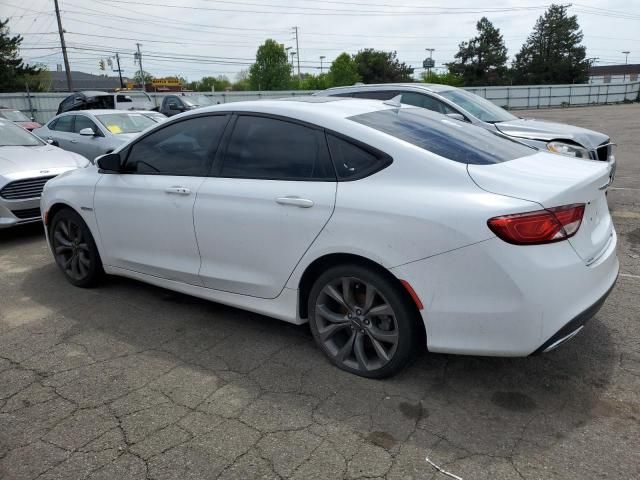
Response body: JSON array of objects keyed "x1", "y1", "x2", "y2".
[{"x1": 1, "y1": 104, "x2": 640, "y2": 480}]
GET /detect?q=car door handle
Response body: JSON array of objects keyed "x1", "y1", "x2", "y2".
[
  {"x1": 165, "y1": 186, "x2": 191, "y2": 195},
  {"x1": 275, "y1": 196, "x2": 314, "y2": 208},
  {"x1": 70, "y1": 139, "x2": 78, "y2": 144}
]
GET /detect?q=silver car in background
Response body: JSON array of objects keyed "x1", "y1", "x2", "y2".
[
  {"x1": 0, "y1": 119, "x2": 88, "y2": 228},
  {"x1": 33, "y1": 110, "x2": 164, "y2": 162},
  {"x1": 317, "y1": 84, "x2": 615, "y2": 168}
]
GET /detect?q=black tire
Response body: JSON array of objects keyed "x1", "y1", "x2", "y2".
[
  {"x1": 49, "y1": 208, "x2": 104, "y2": 288},
  {"x1": 308, "y1": 264, "x2": 420, "y2": 379}
]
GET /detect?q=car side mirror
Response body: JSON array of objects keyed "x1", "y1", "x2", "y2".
[
  {"x1": 446, "y1": 113, "x2": 466, "y2": 122},
  {"x1": 96, "y1": 152, "x2": 122, "y2": 172},
  {"x1": 79, "y1": 127, "x2": 95, "y2": 136}
]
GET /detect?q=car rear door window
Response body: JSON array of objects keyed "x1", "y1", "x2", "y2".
[
  {"x1": 326, "y1": 134, "x2": 391, "y2": 180},
  {"x1": 52, "y1": 115, "x2": 73, "y2": 132},
  {"x1": 123, "y1": 115, "x2": 228, "y2": 176},
  {"x1": 399, "y1": 92, "x2": 456, "y2": 115},
  {"x1": 220, "y1": 115, "x2": 334, "y2": 181},
  {"x1": 351, "y1": 90, "x2": 399, "y2": 101}
]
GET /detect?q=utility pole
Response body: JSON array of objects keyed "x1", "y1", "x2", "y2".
[
  {"x1": 293, "y1": 26, "x2": 301, "y2": 85},
  {"x1": 586, "y1": 57, "x2": 599, "y2": 84},
  {"x1": 319, "y1": 56, "x2": 325, "y2": 73},
  {"x1": 53, "y1": 0, "x2": 73, "y2": 91},
  {"x1": 136, "y1": 43, "x2": 145, "y2": 91},
  {"x1": 290, "y1": 51, "x2": 297, "y2": 70},
  {"x1": 622, "y1": 51, "x2": 630, "y2": 82},
  {"x1": 115, "y1": 52, "x2": 124, "y2": 89}
]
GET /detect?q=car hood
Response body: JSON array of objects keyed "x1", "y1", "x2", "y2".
[
  {"x1": 495, "y1": 118, "x2": 609, "y2": 150},
  {"x1": 0, "y1": 145, "x2": 88, "y2": 176}
]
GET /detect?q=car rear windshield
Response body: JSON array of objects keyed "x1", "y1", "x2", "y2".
[
  {"x1": 0, "y1": 120, "x2": 43, "y2": 147},
  {"x1": 96, "y1": 113, "x2": 156, "y2": 134},
  {"x1": 349, "y1": 108, "x2": 534, "y2": 165}
]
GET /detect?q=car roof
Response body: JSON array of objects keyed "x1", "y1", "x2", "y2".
[
  {"x1": 323, "y1": 83, "x2": 456, "y2": 94},
  {"x1": 190, "y1": 97, "x2": 409, "y2": 127}
]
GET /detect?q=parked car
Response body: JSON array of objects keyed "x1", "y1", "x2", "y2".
[
  {"x1": 33, "y1": 110, "x2": 160, "y2": 162},
  {"x1": 316, "y1": 84, "x2": 615, "y2": 169},
  {"x1": 41, "y1": 98, "x2": 618, "y2": 378},
  {"x1": 159, "y1": 93, "x2": 214, "y2": 117},
  {"x1": 0, "y1": 107, "x2": 41, "y2": 131},
  {"x1": 56, "y1": 90, "x2": 156, "y2": 115},
  {"x1": 0, "y1": 119, "x2": 88, "y2": 228}
]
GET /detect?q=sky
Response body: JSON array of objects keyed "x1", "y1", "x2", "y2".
[{"x1": 3, "y1": 0, "x2": 640, "y2": 83}]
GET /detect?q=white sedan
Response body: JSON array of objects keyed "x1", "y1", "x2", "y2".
[{"x1": 40, "y1": 98, "x2": 618, "y2": 378}]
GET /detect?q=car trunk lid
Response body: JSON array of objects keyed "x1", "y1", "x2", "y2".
[{"x1": 468, "y1": 152, "x2": 614, "y2": 263}]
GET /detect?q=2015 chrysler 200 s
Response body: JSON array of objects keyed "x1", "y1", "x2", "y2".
[{"x1": 40, "y1": 97, "x2": 619, "y2": 378}]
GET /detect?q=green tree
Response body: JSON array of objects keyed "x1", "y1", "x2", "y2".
[
  {"x1": 421, "y1": 70, "x2": 464, "y2": 87},
  {"x1": 295, "y1": 73, "x2": 330, "y2": 90},
  {"x1": 0, "y1": 18, "x2": 43, "y2": 92},
  {"x1": 447, "y1": 17, "x2": 508, "y2": 86},
  {"x1": 249, "y1": 39, "x2": 291, "y2": 90},
  {"x1": 232, "y1": 69, "x2": 251, "y2": 91},
  {"x1": 327, "y1": 53, "x2": 360, "y2": 87},
  {"x1": 353, "y1": 49, "x2": 414, "y2": 84},
  {"x1": 133, "y1": 70, "x2": 153, "y2": 85},
  {"x1": 195, "y1": 75, "x2": 231, "y2": 92},
  {"x1": 512, "y1": 4, "x2": 588, "y2": 85}
]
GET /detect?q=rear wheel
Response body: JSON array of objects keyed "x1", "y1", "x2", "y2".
[
  {"x1": 50, "y1": 209, "x2": 103, "y2": 287},
  {"x1": 308, "y1": 264, "x2": 419, "y2": 378}
]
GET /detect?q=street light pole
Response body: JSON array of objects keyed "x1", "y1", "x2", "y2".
[
  {"x1": 319, "y1": 56, "x2": 325, "y2": 73},
  {"x1": 622, "y1": 51, "x2": 630, "y2": 82},
  {"x1": 425, "y1": 48, "x2": 435, "y2": 78}
]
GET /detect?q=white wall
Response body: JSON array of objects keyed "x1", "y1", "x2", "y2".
[{"x1": 2, "y1": 82, "x2": 638, "y2": 124}]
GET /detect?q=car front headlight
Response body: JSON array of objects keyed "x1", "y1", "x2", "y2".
[{"x1": 546, "y1": 141, "x2": 590, "y2": 159}]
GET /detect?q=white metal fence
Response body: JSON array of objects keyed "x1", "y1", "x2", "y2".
[{"x1": 1, "y1": 82, "x2": 638, "y2": 124}]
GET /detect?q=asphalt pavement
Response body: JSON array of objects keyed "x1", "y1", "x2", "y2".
[{"x1": 1, "y1": 103, "x2": 639, "y2": 480}]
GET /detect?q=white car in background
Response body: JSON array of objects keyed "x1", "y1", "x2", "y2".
[
  {"x1": 40, "y1": 98, "x2": 618, "y2": 378},
  {"x1": 0, "y1": 119, "x2": 88, "y2": 228},
  {"x1": 33, "y1": 110, "x2": 163, "y2": 162}
]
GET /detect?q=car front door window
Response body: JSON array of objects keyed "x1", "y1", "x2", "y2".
[{"x1": 124, "y1": 115, "x2": 229, "y2": 176}]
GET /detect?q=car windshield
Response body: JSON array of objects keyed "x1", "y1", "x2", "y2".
[
  {"x1": 182, "y1": 95, "x2": 213, "y2": 107},
  {"x1": 96, "y1": 113, "x2": 156, "y2": 134},
  {"x1": 0, "y1": 110, "x2": 31, "y2": 122},
  {"x1": 350, "y1": 107, "x2": 534, "y2": 165},
  {"x1": 0, "y1": 120, "x2": 43, "y2": 147},
  {"x1": 143, "y1": 112, "x2": 167, "y2": 122},
  {"x1": 439, "y1": 89, "x2": 517, "y2": 123}
]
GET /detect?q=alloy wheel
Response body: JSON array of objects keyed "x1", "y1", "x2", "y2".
[
  {"x1": 314, "y1": 276, "x2": 399, "y2": 372},
  {"x1": 52, "y1": 218, "x2": 92, "y2": 281}
]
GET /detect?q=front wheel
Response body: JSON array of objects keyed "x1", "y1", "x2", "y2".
[
  {"x1": 308, "y1": 264, "x2": 420, "y2": 378},
  {"x1": 49, "y1": 209, "x2": 104, "y2": 287}
]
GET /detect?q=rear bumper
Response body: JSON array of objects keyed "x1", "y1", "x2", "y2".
[
  {"x1": 531, "y1": 277, "x2": 616, "y2": 354},
  {"x1": 391, "y1": 230, "x2": 619, "y2": 356}
]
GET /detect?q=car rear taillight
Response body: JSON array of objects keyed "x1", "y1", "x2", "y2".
[{"x1": 487, "y1": 204, "x2": 585, "y2": 245}]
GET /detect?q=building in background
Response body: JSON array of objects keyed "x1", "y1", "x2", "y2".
[
  {"x1": 589, "y1": 64, "x2": 640, "y2": 84},
  {"x1": 48, "y1": 71, "x2": 130, "y2": 92}
]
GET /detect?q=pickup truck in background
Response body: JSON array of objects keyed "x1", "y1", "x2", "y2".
[{"x1": 56, "y1": 91, "x2": 156, "y2": 115}]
